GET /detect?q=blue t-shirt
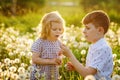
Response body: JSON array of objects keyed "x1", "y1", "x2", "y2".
[{"x1": 86, "y1": 38, "x2": 113, "y2": 80}]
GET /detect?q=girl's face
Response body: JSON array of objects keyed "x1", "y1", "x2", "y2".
[
  {"x1": 83, "y1": 23, "x2": 102, "y2": 43},
  {"x1": 47, "y1": 22, "x2": 63, "y2": 41}
]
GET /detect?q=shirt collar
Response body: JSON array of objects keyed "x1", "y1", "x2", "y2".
[{"x1": 90, "y1": 38, "x2": 107, "y2": 50}]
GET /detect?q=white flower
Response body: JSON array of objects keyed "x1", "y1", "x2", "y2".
[
  {"x1": 18, "y1": 73, "x2": 26, "y2": 80},
  {"x1": 81, "y1": 49, "x2": 86, "y2": 55},
  {"x1": 30, "y1": 60, "x2": 32, "y2": 64},
  {"x1": 18, "y1": 67, "x2": 25, "y2": 74},
  {"x1": 99, "y1": 77, "x2": 106, "y2": 80},
  {"x1": 11, "y1": 73, "x2": 19, "y2": 79},
  {"x1": 81, "y1": 37, "x2": 86, "y2": 41},
  {"x1": 27, "y1": 52, "x2": 32, "y2": 58},
  {"x1": 113, "y1": 54, "x2": 117, "y2": 59},
  {"x1": 78, "y1": 42, "x2": 89, "y2": 49},
  {"x1": 4, "y1": 58, "x2": 11, "y2": 65},
  {"x1": 25, "y1": 71, "x2": 30, "y2": 78},
  {"x1": 14, "y1": 58, "x2": 20, "y2": 63},
  {"x1": 20, "y1": 51, "x2": 25, "y2": 56},
  {"x1": 73, "y1": 41, "x2": 78, "y2": 48},
  {"x1": 112, "y1": 74, "x2": 120, "y2": 80},
  {"x1": 10, "y1": 60, "x2": 15, "y2": 64},
  {"x1": 9, "y1": 66, "x2": 17, "y2": 72},
  {"x1": 81, "y1": 58, "x2": 85, "y2": 62},
  {"x1": 84, "y1": 75, "x2": 96, "y2": 80},
  {"x1": 0, "y1": 68, "x2": 2, "y2": 73},
  {"x1": 21, "y1": 63, "x2": 26, "y2": 67},
  {"x1": 117, "y1": 60, "x2": 120, "y2": 64},
  {"x1": 28, "y1": 66, "x2": 34, "y2": 72},
  {"x1": 34, "y1": 71, "x2": 41, "y2": 79}
]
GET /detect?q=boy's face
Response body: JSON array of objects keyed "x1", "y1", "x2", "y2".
[
  {"x1": 83, "y1": 23, "x2": 102, "y2": 43},
  {"x1": 48, "y1": 22, "x2": 63, "y2": 41}
]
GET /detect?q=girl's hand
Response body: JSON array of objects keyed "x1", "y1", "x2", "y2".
[
  {"x1": 56, "y1": 58, "x2": 62, "y2": 65},
  {"x1": 66, "y1": 62, "x2": 75, "y2": 71},
  {"x1": 52, "y1": 58, "x2": 62, "y2": 65}
]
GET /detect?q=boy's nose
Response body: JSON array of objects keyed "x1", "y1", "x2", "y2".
[{"x1": 83, "y1": 29, "x2": 86, "y2": 34}]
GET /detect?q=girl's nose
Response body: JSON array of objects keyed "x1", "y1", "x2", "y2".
[{"x1": 57, "y1": 30, "x2": 62, "y2": 34}]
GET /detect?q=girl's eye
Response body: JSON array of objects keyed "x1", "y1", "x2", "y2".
[
  {"x1": 59, "y1": 29, "x2": 62, "y2": 31},
  {"x1": 52, "y1": 28, "x2": 56, "y2": 31}
]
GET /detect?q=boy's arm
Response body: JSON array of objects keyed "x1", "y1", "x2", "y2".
[
  {"x1": 69, "y1": 52, "x2": 97, "y2": 77},
  {"x1": 32, "y1": 52, "x2": 61, "y2": 65},
  {"x1": 61, "y1": 45, "x2": 97, "y2": 77}
]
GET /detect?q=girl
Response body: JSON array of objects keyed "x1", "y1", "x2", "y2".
[{"x1": 30, "y1": 11, "x2": 65, "y2": 80}]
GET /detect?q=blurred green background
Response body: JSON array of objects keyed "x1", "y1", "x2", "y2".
[
  {"x1": 0, "y1": 0, "x2": 120, "y2": 33},
  {"x1": 0, "y1": 0, "x2": 120, "y2": 80}
]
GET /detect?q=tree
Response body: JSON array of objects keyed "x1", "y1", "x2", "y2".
[{"x1": 0, "y1": 0, "x2": 45, "y2": 16}]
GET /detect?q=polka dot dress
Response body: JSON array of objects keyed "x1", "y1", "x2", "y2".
[{"x1": 30, "y1": 38, "x2": 61, "y2": 80}]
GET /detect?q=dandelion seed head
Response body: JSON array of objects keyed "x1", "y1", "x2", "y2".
[
  {"x1": 112, "y1": 74, "x2": 120, "y2": 80},
  {"x1": 18, "y1": 67, "x2": 25, "y2": 74},
  {"x1": 4, "y1": 58, "x2": 11, "y2": 65},
  {"x1": 81, "y1": 49, "x2": 86, "y2": 55},
  {"x1": 18, "y1": 73, "x2": 26, "y2": 80},
  {"x1": 99, "y1": 77, "x2": 106, "y2": 80},
  {"x1": 15, "y1": 58, "x2": 20, "y2": 63},
  {"x1": 28, "y1": 66, "x2": 34, "y2": 72},
  {"x1": 9, "y1": 66, "x2": 17, "y2": 72},
  {"x1": 84, "y1": 75, "x2": 96, "y2": 80},
  {"x1": 35, "y1": 71, "x2": 41, "y2": 79}
]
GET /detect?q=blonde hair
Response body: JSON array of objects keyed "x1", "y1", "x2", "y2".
[
  {"x1": 40, "y1": 11, "x2": 65, "y2": 39},
  {"x1": 82, "y1": 10, "x2": 110, "y2": 34}
]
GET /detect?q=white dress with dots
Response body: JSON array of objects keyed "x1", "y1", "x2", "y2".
[{"x1": 30, "y1": 38, "x2": 61, "y2": 80}]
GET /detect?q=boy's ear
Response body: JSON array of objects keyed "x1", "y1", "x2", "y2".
[{"x1": 98, "y1": 27, "x2": 104, "y2": 33}]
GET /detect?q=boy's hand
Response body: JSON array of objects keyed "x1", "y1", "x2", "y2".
[
  {"x1": 60, "y1": 44, "x2": 72, "y2": 58},
  {"x1": 66, "y1": 62, "x2": 75, "y2": 71}
]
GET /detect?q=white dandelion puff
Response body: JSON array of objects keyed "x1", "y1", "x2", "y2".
[
  {"x1": 18, "y1": 67, "x2": 25, "y2": 74},
  {"x1": 84, "y1": 75, "x2": 96, "y2": 80}
]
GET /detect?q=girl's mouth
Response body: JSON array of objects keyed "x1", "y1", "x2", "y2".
[{"x1": 55, "y1": 35, "x2": 59, "y2": 37}]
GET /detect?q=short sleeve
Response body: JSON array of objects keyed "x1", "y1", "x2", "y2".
[
  {"x1": 58, "y1": 40, "x2": 62, "y2": 46},
  {"x1": 31, "y1": 38, "x2": 42, "y2": 54},
  {"x1": 89, "y1": 47, "x2": 112, "y2": 72}
]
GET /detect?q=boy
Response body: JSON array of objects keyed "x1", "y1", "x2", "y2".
[{"x1": 61, "y1": 10, "x2": 113, "y2": 80}]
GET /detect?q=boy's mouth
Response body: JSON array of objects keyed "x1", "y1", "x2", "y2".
[
  {"x1": 84, "y1": 35, "x2": 88, "y2": 38},
  {"x1": 84, "y1": 35, "x2": 87, "y2": 37}
]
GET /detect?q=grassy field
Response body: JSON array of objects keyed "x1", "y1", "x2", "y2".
[{"x1": 0, "y1": 0, "x2": 120, "y2": 79}]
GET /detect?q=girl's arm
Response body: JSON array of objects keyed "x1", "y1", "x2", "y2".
[{"x1": 32, "y1": 52, "x2": 61, "y2": 65}]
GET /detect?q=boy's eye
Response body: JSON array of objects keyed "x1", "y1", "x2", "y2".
[{"x1": 86, "y1": 27, "x2": 90, "y2": 30}]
